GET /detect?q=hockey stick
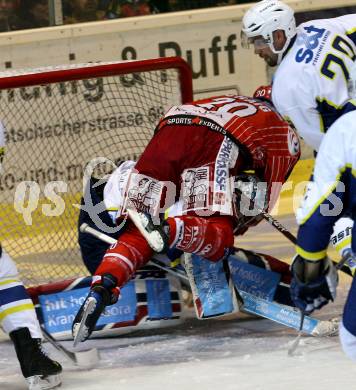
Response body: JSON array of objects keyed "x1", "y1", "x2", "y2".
[
  {"x1": 287, "y1": 310, "x2": 305, "y2": 356},
  {"x1": 286, "y1": 253, "x2": 349, "y2": 356},
  {"x1": 260, "y1": 210, "x2": 297, "y2": 244},
  {"x1": 41, "y1": 326, "x2": 99, "y2": 367},
  {"x1": 262, "y1": 212, "x2": 352, "y2": 275},
  {"x1": 79, "y1": 223, "x2": 189, "y2": 286},
  {"x1": 80, "y1": 223, "x2": 337, "y2": 336},
  {"x1": 287, "y1": 250, "x2": 353, "y2": 354},
  {"x1": 238, "y1": 192, "x2": 353, "y2": 276},
  {"x1": 235, "y1": 186, "x2": 298, "y2": 244}
]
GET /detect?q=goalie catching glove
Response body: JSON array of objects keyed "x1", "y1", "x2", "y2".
[{"x1": 290, "y1": 255, "x2": 338, "y2": 314}]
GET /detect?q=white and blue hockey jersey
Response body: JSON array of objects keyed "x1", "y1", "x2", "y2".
[
  {"x1": 295, "y1": 108, "x2": 356, "y2": 261},
  {"x1": 0, "y1": 122, "x2": 42, "y2": 338},
  {"x1": 272, "y1": 15, "x2": 356, "y2": 151}
]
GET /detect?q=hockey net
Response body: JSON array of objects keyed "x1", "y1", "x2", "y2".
[{"x1": 0, "y1": 57, "x2": 193, "y2": 287}]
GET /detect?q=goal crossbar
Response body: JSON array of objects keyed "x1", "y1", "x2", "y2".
[{"x1": 0, "y1": 56, "x2": 193, "y2": 286}]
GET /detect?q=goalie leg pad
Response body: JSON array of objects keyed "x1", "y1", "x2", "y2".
[
  {"x1": 167, "y1": 215, "x2": 234, "y2": 262},
  {"x1": 183, "y1": 253, "x2": 240, "y2": 318}
]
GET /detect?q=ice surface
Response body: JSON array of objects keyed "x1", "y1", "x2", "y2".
[
  {"x1": 1, "y1": 297, "x2": 355, "y2": 390},
  {"x1": 2, "y1": 215, "x2": 355, "y2": 390}
]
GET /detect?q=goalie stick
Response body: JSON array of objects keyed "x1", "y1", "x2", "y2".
[
  {"x1": 239, "y1": 291, "x2": 337, "y2": 336},
  {"x1": 80, "y1": 223, "x2": 338, "y2": 337}
]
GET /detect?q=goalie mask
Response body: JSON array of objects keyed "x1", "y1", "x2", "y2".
[
  {"x1": 241, "y1": 0, "x2": 296, "y2": 65},
  {"x1": 233, "y1": 174, "x2": 268, "y2": 233}
]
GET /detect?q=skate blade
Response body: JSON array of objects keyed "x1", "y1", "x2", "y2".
[
  {"x1": 73, "y1": 297, "x2": 97, "y2": 347},
  {"x1": 27, "y1": 374, "x2": 61, "y2": 390}
]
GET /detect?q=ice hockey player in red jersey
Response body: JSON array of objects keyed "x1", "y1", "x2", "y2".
[{"x1": 72, "y1": 94, "x2": 300, "y2": 344}]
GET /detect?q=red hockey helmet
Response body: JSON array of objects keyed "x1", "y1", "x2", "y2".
[{"x1": 253, "y1": 85, "x2": 272, "y2": 101}]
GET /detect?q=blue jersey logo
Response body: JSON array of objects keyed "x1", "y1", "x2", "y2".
[{"x1": 295, "y1": 25, "x2": 326, "y2": 64}]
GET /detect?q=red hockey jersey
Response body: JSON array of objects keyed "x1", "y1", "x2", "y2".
[{"x1": 161, "y1": 95, "x2": 300, "y2": 208}]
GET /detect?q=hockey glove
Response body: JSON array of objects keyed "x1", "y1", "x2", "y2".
[
  {"x1": 290, "y1": 255, "x2": 338, "y2": 314},
  {"x1": 339, "y1": 248, "x2": 356, "y2": 274}
]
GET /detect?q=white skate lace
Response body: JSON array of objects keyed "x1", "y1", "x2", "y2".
[{"x1": 36, "y1": 339, "x2": 50, "y2": 358}]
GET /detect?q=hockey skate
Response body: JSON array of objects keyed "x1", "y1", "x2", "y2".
[
  {"x1": 9, "y1": 327, "x2": 62, "y2": 390},
  {"x1": 72, "y1": 274, "x2": 119, "y2": 346}
]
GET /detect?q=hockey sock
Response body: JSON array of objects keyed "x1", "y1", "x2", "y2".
[{"x1": 94, "y1": 222, "x2": 153, "y2": 285}]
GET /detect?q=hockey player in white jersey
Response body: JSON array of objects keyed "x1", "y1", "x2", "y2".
[
  {"x1": 241, "y1": 0, "x2": 356, "y2": 274},
  {"x1": 241, "y1": 0, "x2": 356, "y2": 151},
  {"x1": 289, "y1": 63, "x2": 356, "y2": 361},
  {"x1": 0, "y1": 125, "x2": 62, "y2": 389}
]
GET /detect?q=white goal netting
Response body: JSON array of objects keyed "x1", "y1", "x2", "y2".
[{"x1": 0, "y1": 57, "x2": 192, "y2": 286}]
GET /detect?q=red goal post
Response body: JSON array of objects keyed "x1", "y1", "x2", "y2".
[{"x1": 0, "y1": 57, "x2": 193, "y2": 286}]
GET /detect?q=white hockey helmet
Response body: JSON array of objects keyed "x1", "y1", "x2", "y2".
[
  {"x1": 348, "y1": 61, "x2": 356, "y2": 99},
  {"x1": 241, "y1": 0, "x2": 296, "y2": 63}
]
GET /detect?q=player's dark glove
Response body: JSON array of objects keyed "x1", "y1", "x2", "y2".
[{"x1": 290, "y1": 255, "x2": 338, "y2": 314}]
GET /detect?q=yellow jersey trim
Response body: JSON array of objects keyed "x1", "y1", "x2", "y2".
[
  {"x1": 0, "y1": 303, "x2": 35, "y2": 322},
  {"x1": 296, "y1": 246, "x2": 327, "y2": 261},
  {"x1": 0, "y1": 278, "x2": 19, "y2": 287}
]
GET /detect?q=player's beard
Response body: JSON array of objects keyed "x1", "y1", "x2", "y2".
[{"x1": 264, "y1": 54, "x2": 279, "y2": 67}]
